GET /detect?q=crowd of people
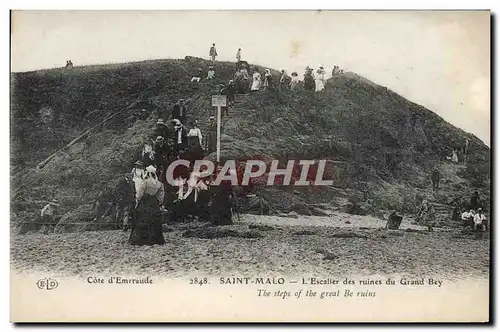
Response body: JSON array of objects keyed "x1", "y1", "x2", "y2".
[
  {"x1": 415, "y1": 188, "x2": 488, "y2": 234},
  {"x1": 456, "y1": 191, "x2": 488, "y2": 232},
  {"x1": 118, "y1": 100, "x2": 237, "y2": 246},
  {"x1": 200, "y1": 44, "x2": 343, "y2": 99}
]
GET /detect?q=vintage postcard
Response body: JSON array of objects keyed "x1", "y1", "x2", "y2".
[{"x1": 10, "y1": 10, "x2": 491, "y2": 322}]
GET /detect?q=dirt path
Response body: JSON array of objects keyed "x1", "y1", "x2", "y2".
[{"x1": 11, "y1": 214, "x2": 489, "y2": 281}]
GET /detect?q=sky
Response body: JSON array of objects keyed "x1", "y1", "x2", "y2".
[{"x1": 10, "y1": 10, "x2": 491, "y2": 145}]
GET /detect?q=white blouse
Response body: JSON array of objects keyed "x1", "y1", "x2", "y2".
[
  {"x1": 135, "y1": 176, "x2": 165, "y2": 206},
  {"x1": 187, "y1": 128, "x2": 203, "y2": 146}
]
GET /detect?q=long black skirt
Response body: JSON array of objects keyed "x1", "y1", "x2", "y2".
[
  {"x1": 210, "y1": 184, "x2": 233, "y2": 225},
  {"x1": 129, "y1": 195, "x2": 165, "y2": 246}
]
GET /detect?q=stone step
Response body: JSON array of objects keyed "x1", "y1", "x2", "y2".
[{"x1": 234, "y1": 94, "x2": 249, "y2": 103}]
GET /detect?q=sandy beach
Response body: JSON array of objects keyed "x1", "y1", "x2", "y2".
[{"x1": 11, "y1": 213, "x2": 490, "y2": 280}]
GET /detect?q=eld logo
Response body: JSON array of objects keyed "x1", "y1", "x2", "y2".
[{"x1": 36, "y1": 278, "x2": 58, "y2": 290}]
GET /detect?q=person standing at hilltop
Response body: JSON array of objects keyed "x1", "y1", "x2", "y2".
[
  {"x1": 279, "y1": 70, "x2": 289, "y2": 89},
  {"x1": 303, "y1": 67, "x2": 315, "y2": 91},
  {"x1": 290, "y1": 72, "x2": 300, "y2": 90},
  {"x1": 251, "y1": 68, "x2": 262, "y2": 92},
  {"x1": 234, "y1": 68, "x2": 246, "y2": 94},
  {"x1": 236, "y1": 48, "x2": 242, "y2": 62},
  {"x1": 240, "y1": 64, "x2": 249, "y2": 80},
  {"x1": 332, "y1": 65, "x2": 341, "y2": 76},
  {"x1": 263, "y1": 69, "x2": 273, "y2": 90},
  {"x1": 209, "y1": 43, "x2": 218, "y2": 61},
  {"x1": 315, "y1": 65, "x2": 326, "y2": 92}
]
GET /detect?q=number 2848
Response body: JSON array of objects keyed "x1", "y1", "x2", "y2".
[{"x1": 189, "y1": 277, "x2": 209, "y2": 286}]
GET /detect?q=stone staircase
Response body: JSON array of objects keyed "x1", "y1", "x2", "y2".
[
  {"x1": 184, "y1": 93, "x2": 252, "y2": 151},
  {"x1": 193, "y1": 94, "x2": 251, "y2": 133}
]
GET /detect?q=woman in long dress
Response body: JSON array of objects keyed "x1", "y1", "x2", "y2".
[
  {"x1": 251, "y1": 69, "x2": 262, "y2": 91},
  {"x1": 315, "y1": 65, "x2": 326, "y2": 92},
  {"x1": 303, "y1": 67, "x2": 315, "y2": 91},
  {"x1": 290, "y1": 72, "x2": 300, "y2": 90},
  {"x1": 129, "y1": 166, "x2": 166, "y2": 246},
  {"x1": 263, "y1": 69, "x2": 273, "y2": 90},
  {"x1": 210, "y1": 175, "x2": 234, "y2": 225},
  {"x1": 186, "y1": 120, "x2": 204, "y2": 163}
]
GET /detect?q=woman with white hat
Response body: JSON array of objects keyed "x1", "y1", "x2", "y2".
[
  {"x1": 129, "y1": 165, "x2": 166, "y2": 246},
  {"x1": 315, "y1": 65, "x2": 326, "y2": 92},
  {"x1": 290, "y1": 72, "x2": 300, "y2": 90},
  {"x1": 251, "y1": 68, "x2": 262, "y2": 92},
  {"x1": 263, "y1": 69, "x2": 273, "y2": 90},
  {"x1": 206, "y1": 65, "x2": 215, "y2": 80},
  {"x1": 131, "y1": 160, "x2": 145, "y2": 183}
]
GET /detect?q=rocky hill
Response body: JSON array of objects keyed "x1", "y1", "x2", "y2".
[{"x1": 10, "y1": 57, "x2": 491, "y2": 233}]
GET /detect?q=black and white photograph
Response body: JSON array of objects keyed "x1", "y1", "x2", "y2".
[{"x1": 9, "y1": 9, "x2": 491, "y2": 322}]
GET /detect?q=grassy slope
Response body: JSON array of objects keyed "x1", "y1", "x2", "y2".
[{"x1": 10, "y1": 57, "x2": 490, "y2": 232}]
